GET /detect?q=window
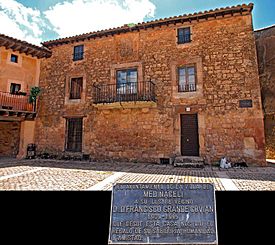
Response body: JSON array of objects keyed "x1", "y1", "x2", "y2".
[
  {"x1": 116, "y1": 69, "x2": 138, "y2": 94},
  {"x1": 70, "y1": 77, "x2": 83, "y2": 99},
  {"x1": 10, "y1": 54, "x2": 18, "y2": 63},
  {"x1": 178, "y1": 65, "x2": 196, "y2": 92},
  {"x1": 177, "y1": 27, "x2": 191, "y2": 44},
  {"x1": 73, "y1": 45, "x2": 84, "y2": 61},
  {"x1": 10, "y1": 83, "x2": 21, "y2": 94},
  {"x1": 66, "y1": 118, "x2": 83, "y2": 152}
]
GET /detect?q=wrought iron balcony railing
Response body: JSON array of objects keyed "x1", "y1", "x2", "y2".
[
  {"x1": 178, "y1": 83, "x2": 196, "y2": 92},
  {"x1": 93, "y1": 81, "x2": 156, "y2": 104},
  {"x1": 0, "y1": 91, "x2": 36, "y2": 113}
]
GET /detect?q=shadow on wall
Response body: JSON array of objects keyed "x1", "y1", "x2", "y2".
[{"x1": 265, "y1": 114, "x2": 275, "y2": 159}]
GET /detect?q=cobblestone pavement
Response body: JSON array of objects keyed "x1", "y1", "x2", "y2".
[{"x1": 0, "y1": 158, "x2": 274, "y2": 191}]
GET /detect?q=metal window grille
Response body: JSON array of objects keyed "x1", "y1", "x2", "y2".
[
  {"x1": 66, "y1": 118, "x2": 83, "y2": 152},
  {"x1": 70, "y1": 77, "x2": 83, "y2": 99},
  {"x1": 73, "y1": 45, "x2": 84, "y2": 61},
  {"x1": 178, "y1": 65, "x2": 197, "y2": 92},
  {"x1": 177, "y1": 27, "x2": 191, "y2": 44}
]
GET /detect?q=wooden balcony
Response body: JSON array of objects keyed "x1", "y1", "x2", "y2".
[
  {"x1": 0, "y1": 91, "x2": 36, "y2": 120},
  {"x1": 93, "y1": 81, "x2": 156, "y2": 104}
]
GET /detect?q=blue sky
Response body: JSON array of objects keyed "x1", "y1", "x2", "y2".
[{"x1": 0, "y1": 0, "x2": 274, "y2": 45}]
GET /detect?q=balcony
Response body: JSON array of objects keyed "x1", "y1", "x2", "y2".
[
  {"x1": 178, "y1": 83, "x2": 196, "y2": 92},
  {"x1": 93, "y1": 81, "x2": 156, "y2": 104},
  {"x1": 0, "y1": 91, "x2": 36, "y2": 119}
]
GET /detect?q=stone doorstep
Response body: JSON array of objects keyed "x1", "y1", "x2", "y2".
[
  {"x1": 174, "y1": 156, "x2": 204, "y2": 163},
  {"x1": 267, "y1": 159, "x2": 275, "y2": 164},
  {"x1": 173, "y1": 156, "x2": 204, "y2": 168},
  {"x1": 174, "y1": 162, "x2": 204, "y2": 168}
]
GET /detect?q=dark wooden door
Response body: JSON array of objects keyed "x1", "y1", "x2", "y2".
[{"x1": 180, "y1": 114, "x2": 199, "y2": 156}]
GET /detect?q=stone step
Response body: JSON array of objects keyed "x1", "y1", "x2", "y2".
[
  {"x1": 174, "y1": 156, "x2": 204, "y2": 163},
  {"x1": 173, "y1": 156, "x2": 204, "y2": 168}
]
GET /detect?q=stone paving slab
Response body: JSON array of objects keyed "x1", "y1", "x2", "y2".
[
  {"x1": 0, "y1": 159, "x2": 114, "y2": 190},
  {"x1": 0, "y1": 158, "x2": 274, "y2": 191},
  {"x1": 0, "y1": 167, "x2": 112, "y2": 190},
  {"x1": 0, "y1": 165, "x2": 35, "y2": 177},
  {"x1": 227, "y1": 172, "x2": 275, "y2": 190},
  {"x1": 0, "y1": 167, "x2": 46, "y2": 181},
  {"x1": 100, "y1": 170, "x2": 225, "y2": 191}
]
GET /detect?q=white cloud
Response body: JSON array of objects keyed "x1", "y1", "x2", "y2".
[
  {"x1": 44, "y1": 0, "x2": 156, "y2": 38},
  {"x1": 0, "y1": 0, "x2": 44, "y2": 45},
  {"x1": 0, "y1": 0, "x2": 156, "y2": 44}
]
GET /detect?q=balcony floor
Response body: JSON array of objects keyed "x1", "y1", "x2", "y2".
[
  {"x1": 0, "y1": 108, "x2": 36, "y2": 121},
  {"x1": 93, "y1": 100, "x2": 157, "y2": 110}
]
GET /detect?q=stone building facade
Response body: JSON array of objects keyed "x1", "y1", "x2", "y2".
[
  {"x1": 36, "y1": 3, "x2": 266, "y2": 165},
  {"x1": 255, "y1": 25, "x2": 275, "y2": 159},
  {"x1": 0, "y1": 34, "x2": 51, "y2": 158}
]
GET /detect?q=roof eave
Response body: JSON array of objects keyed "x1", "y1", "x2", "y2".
[
  {"x1": 42, "y1": 3, "x2": 254, "y2": 48},
  {"x1": 0, "y1": 34, "x2": 52, "y2": 58}
]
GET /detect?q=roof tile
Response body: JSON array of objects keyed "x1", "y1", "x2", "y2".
[{"x1": 42, "y1": 3, "x2": 254, "y2": 48}]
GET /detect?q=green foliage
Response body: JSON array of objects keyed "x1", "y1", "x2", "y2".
[
  {"x1": 29, "y1": 86, "x2": 41, "y2": 103},
  {"x1": 127, "y1": 23, "x2": 136, "y2": 27}
]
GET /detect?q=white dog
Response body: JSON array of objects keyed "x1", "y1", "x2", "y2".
[{"x1": 220, "y1": 157, "x2": 231, "y2": 169}]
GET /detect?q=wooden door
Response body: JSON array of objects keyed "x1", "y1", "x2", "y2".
[{"x1": 180, "y1": 114, "x2": 199, "y2": 156}]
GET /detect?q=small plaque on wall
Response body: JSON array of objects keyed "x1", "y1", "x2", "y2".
[{"x1": 239, "y1": 100, "x2": 253, "y2": 108}]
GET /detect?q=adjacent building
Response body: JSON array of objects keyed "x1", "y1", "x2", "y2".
[
  {"x1": 0, "y1": 34, "x2": 51, "y2": 158},
  {"x1": 255, "y1": 25, "x2": 275, "y2": 159},
  {"x1": 35, "y1": 3, "x2": 266, "y2": 165}
]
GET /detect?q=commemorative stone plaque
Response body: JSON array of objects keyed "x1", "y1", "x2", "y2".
[{"x1": 108, "y1": 183, "x2": 218, "y2": 244}]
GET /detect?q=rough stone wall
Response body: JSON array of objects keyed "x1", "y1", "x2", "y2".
[
  {"x1": 255, "y1": 26, "x2": 275, "y2": 159},
  {"x1": 36, "y1": 13, "x2": 266, "y2": 165},
  {"x1": 0, "y1": 121, "x2": 20, "y2": 157}
]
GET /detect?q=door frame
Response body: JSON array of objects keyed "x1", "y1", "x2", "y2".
[
  {"x1": 176, "y1": 111, "x2": 207, "y2": 157},
  {"x1": 180, "y1": 113, "x2": 200, "y2": 156}
]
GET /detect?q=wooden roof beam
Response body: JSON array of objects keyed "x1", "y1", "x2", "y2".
[
  {"x1": 26, "y1": 49, "x2": 37, "y2": 55},
  {"x1": 0, "y1": 34, "x2": 51, "y2": 58},
  {"x1": 12, "y1": 44, "x2": 23, "y2": 51},
  {"x1": 0, "y1": 39, "x2": 9, "y2": 46},
  {"x1": 6, "y1": 41, "x2": 16, "y2": 49},
  {"x1": 31, "y1": 50, "x2": 41, "y2": 57},
  {"x1": 20, "y1": 46, "x2": 30, "y2": 53}
]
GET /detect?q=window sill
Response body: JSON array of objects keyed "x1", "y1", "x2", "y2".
[
  {"x1": 173, "y1": 91, "x2": 202, "y2": 99},
  {"x1": 7, "y1": 61, "x2": 22, "y2": 67},
  {"x1": 177, "y1": 41, "x2": 192, "y2": 45},
  {"x1": 93, "y1": 101, "x2": 157, "y2": 110},
  {"x1": 69, "y1": 98, "x2": 81, "y2": 101},
  {"x1": 65, "y1": 98, "x2": 85, "y2": 105},
  {"x1": 178, "y1": 90, "x2": 197, "y2": 93},
  {"x1": 176, "y1": 42, "x2": 194, "y2": 48},
  {"x1": 64, "y1": 150, "x2": 83, "y2": 153}
]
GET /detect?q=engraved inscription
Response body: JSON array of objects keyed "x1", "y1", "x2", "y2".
[
  {"x1": 119, "y1": 39, "x2": 133, "y2": 57},
  {"x1": 109, "y1": 183, "x2": 218, "y2": 244}
]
